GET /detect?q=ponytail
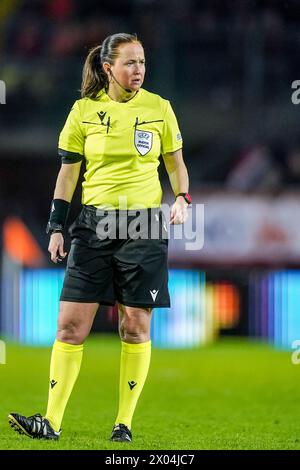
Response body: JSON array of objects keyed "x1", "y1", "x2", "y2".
[{"x1": 81, "y1": 45, "x2": 108, "y2": 99}]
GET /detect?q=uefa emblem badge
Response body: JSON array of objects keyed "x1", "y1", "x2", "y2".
[{"x1": 134, "y1": 130, "x2": 153, "y2": 156}]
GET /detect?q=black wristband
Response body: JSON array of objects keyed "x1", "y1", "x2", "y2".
[{"x1": 46, "y1": 199, "x2": 70, "y2": 235}]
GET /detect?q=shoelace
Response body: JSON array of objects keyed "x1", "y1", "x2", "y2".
[
  {"x1": 113, "y1": 425, "x2": 131, "y2": 439},
  {"x1": 28, "y1": 414, "x2": 49, "y2": 436}
]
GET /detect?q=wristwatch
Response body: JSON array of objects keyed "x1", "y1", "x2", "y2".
[{"x1": 175, "y1": 193, "x2": 192, "y2": 205}]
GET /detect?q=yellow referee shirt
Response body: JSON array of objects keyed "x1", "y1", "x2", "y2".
[{"x1": 58, "y1": 88, "x2": 183, "y2": 209}]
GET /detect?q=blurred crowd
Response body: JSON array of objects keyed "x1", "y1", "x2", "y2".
[
  {"x1": 226, "y1": 142, "x2": 300, "y2": 191},
  {"x1": 1, "y1": 0, "x2": 300, "y2": 60},
  {"x1": 1, "y1": 0, "x2": 300, "y2": 190}
]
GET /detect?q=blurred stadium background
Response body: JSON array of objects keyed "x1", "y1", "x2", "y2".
[{"x1": 1, "y1": 0, "x2": 300, "y2": 450}]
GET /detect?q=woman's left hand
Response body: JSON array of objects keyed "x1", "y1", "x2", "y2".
[{"x1": 169, "y1": 197, "x2": 188, "y2": 224}]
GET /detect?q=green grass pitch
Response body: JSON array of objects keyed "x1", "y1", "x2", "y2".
[{"x1": 0, "y1": 335, "x2": 299, "y2": 450}]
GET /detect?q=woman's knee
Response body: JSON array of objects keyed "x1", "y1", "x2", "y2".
[
  {"x1": 119, "y1": 309, "x2": 152, "y2": 343},
  {"x1": 56, "y1": 321, "x2": 87, "y2": 344},
  {"x1": 56, "y1": 301, "x2": 97, "y2": 345},
  {"x1": 120, "y1": 325, "x2": 149, "y2": 343}
]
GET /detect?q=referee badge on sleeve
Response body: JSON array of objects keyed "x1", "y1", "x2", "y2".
[{"x1": 134, "y1": 130, "x2": 153, "y2": 156}]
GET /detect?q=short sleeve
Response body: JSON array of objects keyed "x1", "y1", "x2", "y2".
[
  {"x1": 161, "y1": 101, "x2": 183, "y2": 154},
  {"x1": 58, "y1": 101, "x2": 84, "y2": 163}
]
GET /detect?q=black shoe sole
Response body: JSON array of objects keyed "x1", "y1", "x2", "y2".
[
  {"x1": 8, "y1": 414, "x2": 59, "y2": 441},
  {"x1": 8, "y1": 414, "x2": 33, "y2": 439},
  {"x1": 110, "y1": 437, "x2": 132, "y2": 442}
]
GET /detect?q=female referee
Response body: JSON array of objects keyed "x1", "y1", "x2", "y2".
[{"x1": 8, "y1": 33, "x2": 191, "y2": 443}]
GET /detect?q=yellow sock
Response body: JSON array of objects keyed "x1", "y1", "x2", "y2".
[
  {"x1": 45, "y1": 339, "x2": 83, "y2": 432},
  {"x1": 115, "y1": 340, "x2": 151, "y2": 429}
]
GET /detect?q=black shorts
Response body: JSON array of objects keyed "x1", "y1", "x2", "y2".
[{"x1": 60, "y1": 205, "x2": 170, "y2": 308}]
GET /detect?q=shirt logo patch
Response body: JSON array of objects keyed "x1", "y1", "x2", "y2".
[
  {"x1": 134, "y1": 130, "x2": 153, "y2": 156},
  {"x1": 149, "y1": 289, "x2": 159, "y2": 301}
]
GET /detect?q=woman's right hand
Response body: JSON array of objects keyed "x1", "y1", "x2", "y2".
[{"x1": 48, "y1": 232, "x2": 68, "y2": 264}]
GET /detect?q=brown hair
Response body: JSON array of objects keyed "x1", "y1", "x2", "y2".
[{"x1": 81, "y1": 33, "x2": 140, "y2": 99}]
